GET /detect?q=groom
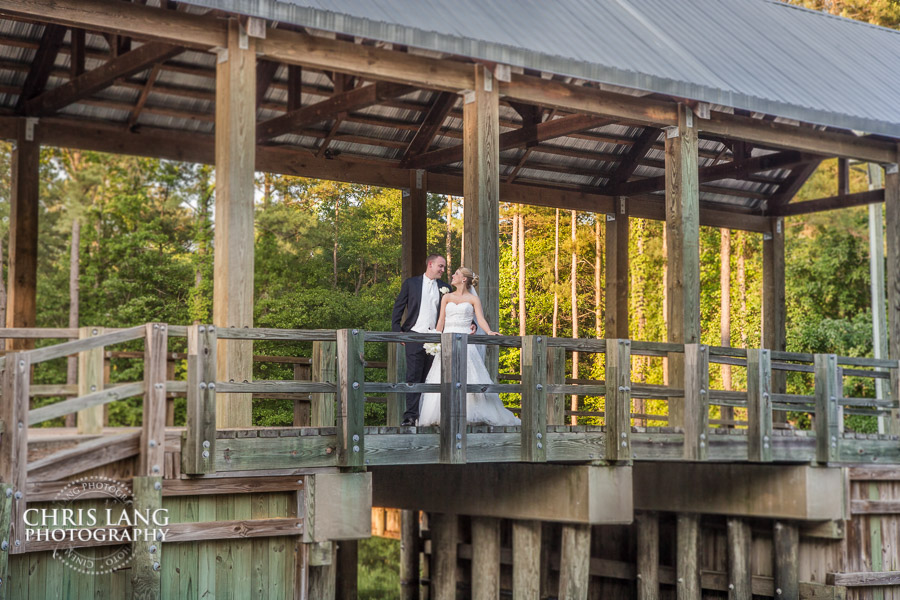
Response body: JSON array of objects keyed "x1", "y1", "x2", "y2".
[{"x1": 392, "y1": 254, "x2": 450, "y2": 426}]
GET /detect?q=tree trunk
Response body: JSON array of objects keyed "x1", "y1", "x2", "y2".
[
  {"x1": 720, "y1": 228, "x2": 733, "y2": 425},
  {"x1": 66, "y1": 218, "x2": 81, "y2": 427},
  {"x1": 570, "y1": 210, "x2": 579, "y2": 425},
  {"x1": 0, "y1": 230, "x2": 6, "y2": 335},
  {"x1": 553, "y1": 209, "x2": 560, "y2": 337},
  {"x1": 518, "y1": 209, "x2": 526, "y2": 337},
  {"x1": 333, "y1": 200, "x2": 339, "y2": 289},
  {"x1": 594, "y1": 218, "x2": 602, "y2": 338},
  {"x1": 446, "y1": 196, "x2": 453, "y2": 269},
  {"x1": 737, "y1": 231, "x2": 748, "y2": 347},
  {"x1": 512, "y1": 208, "x2": 519, "y2": 323}
]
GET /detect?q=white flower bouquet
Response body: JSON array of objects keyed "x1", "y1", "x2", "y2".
[{"x1": 424, "y1": 342, "x2": 441, "y2": 356}]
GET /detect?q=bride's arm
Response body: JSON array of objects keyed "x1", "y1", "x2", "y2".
[
  {"x1": 470, "y1": 295, "x2": 500, "y2": 335},
  {"x1": 435, "y1": 296, "x2": 449, "y2": 332}
]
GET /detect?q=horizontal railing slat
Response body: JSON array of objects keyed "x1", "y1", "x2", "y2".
[
  {"x1": 24, "y1": 325, "x2": 146, "y2": 364},
  {"x1": 215, "y1": 328, "x2": 337, "y2": 341},
  {"x1": 28, "y1": 382, "x2": 145, "y2": 425},
  {"x1": 0, "y1": 328, "x2": 78, "y2": 339},
  {"x1": 215, "y1": 381, "x2": 336, "y2": 394}
]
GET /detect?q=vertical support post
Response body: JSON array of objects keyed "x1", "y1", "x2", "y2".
[
  {"x1": 165, "y1": 358, "x2": 176, "y2": 427},
  {"x1": 387, "y1": 343, "x2": 406, "y2": 427},
  {"x1": 0, "y1": 482, "x2": 12, "y2": 597},
  {"x1": 131, "y1": 475, "x2": 163, "y2": 600},
  {"x1": 747, "y1": 348, "x2": 773, "y2": 462},
  {"x1": 463, "y1": 64, "x2": 500, "y2": 379},
  {"x1": 141, "y1": 323, "x2": 167, "y2": 478},
  {"x1": 441, "y1": 332, "x2": 467, "y2": 464},
  {"x1": 867, "y1": 164, "x2": 888, "y2": 433},
  {"x1": 431, "y1": 513, "x2": 458, "y2": 600},
  {"x1": 605, "y1": 196, "x2": 629, "y2": 339},
  {"x1": 635, "y1": 512, "x2": 659, "y2": 600},
  {"x1": 471, "y1": 517, "x2": 500, "y2": 600},
  {"x1": 814, "y1": 354, "x2": 841, "y2": 464},
  {"x1": 676, "y1": 514, "x2": 700, "y2": 600},
  {"x1": 0, "y1": 353, "x2": 29, "y2": 552},
  {"x1": 293, "y1": 361, "x2": 312, "y2": 426},
  {"x1": 546, "y1": 346, "x2": 566, "y2": 425},
  {"x1": 521, "y1": 335, "x2": 547, "y2": 462},
  {"x1": 726, "y1": 518, "x2": 751, "y2": 600},
  {"x1": 77, "y1": 326, "x2": 105, "y2": 435},
  {"x1": 399, "y1": 510, "x2": 420, "y2": 600},
  {"x1": 665, "y1": 104, "x2": 700, "y2": 429},
  {"x1": 558, "y1": 524, "x2": 590, "y2": 600},
  {"x1": 183, "y1": 324, "x2": 217, "y2": 475},
  {"x1": 773, "y1": 521, "x2": 799, "y2": 600},
  {"x1": 214, "y1": 19, "x2": 256, "y2": 428},
  {"x1": 682, "y1": 343, "x2": 709, "y2": 461},
  {"x1": 763, "y1": 217, "x2": 787, "y2": 411},
  {"x1": 336, "y1": 329, "x2": 365, "y2": 468},
  {"x1": 312, "y1": 341, "x2": 337, "y2": 427},
  {"x1": 308, "y1": 541, "x2": 337, "y2": 600},
  {"x1": 885, "y1": 163, "x2": 900, "y2": 435},
  {"x1": 512, "y1": 520, "x2": 541, "y2": 599},
  {"x1": 6, "y1": 122, "x2": 39, "y2": 350},
  {"x1": 605, "y1": 339, "x2": 631, "y2": 461},
  {"x1": 402, "y1": 170, "x2": 427, "y2": 281},
  {"x1": 336, "y1": 541, "x2": 358, "y2": 600}
]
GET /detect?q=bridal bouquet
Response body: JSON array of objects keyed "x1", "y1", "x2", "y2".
[{"x1": 423, "y1": 329, "x2": 441, "y2": 356}]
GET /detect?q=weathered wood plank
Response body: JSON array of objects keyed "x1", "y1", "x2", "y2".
[
  {"x1": 726, "y1": 518, "x2": 751, "y2": 600},
  {"x1": 683, "y1": 343, "x2": 709, "y2": 461},
  {"x1": 814, "y1": 354, "x2": 842, "y2": 463},
  {"x1": 77, "y1": 326, "x2": 105, "y2": 435},
  {"x1": 131, "y1": 476, "x2": 162, "y2": 600},
  {"x1": 546, "y1": 346, "x2": 567, "y2": 425},
  {"x1": 27, "y1": 431, "x2": 140, "y2": 481},
  {"x1": 0, "y1": 352, "x2": 29, "y2": 551},
  {"x1": 25, "y1": 325, "x2": 145, "y2": 364},
  {"x1": 826, "y1": 571, "x2": 900, "y2": 587},
  {"x1": 512, "y1": 520, "x2": 541, "y2": 599},
  {"x1": 558, "y1": 524, "x2": 590, "y2": 599},
  {"x1": 471, "y1": 517, "x2": 500, "y2": 600},
  {"x1": 521, "y1": 336, "x2": 547, "y2": 462},
  {"x1": 441, "y1": 332, "x2": 467, "y2": 464},
  {"x1": 28, "y1": 382, "x2": 144, "y2": 426},
  {"x1": 0, "y1": 483, "x2": 12, "y2": 600},
  {"x1": 676, "y1": 514, "x2": 700, "y2": 600},
  {"x1": 312, "y1": 341, "x2": 337, "y2": 427},
  {"x1": 636, "y1": 512, "x2": 659, "y2": 600},
  {"x1": 747, "y1": 348, "x2": 773, "y2": 462},
  {"x1": 336, "y1": 329, "x2": 365, "y2": 468},
  {"x1": 773, "y1": 521, "x2": 799, "y2": 600},
  {"x1": 431, "y1": 513, "x2": 458, "y2": 599},
  {"x1": 386, "y1": 343, "x2": 406, "y2": 427},
  {"x1": 606, "y1": 339, "x2": 632, "y2": 461},
  {"x1": 183, "y1": 324, "x2": 217, "y2": 474},
  {"x1": 141, "y1": 323, "x2": 168, "y2": 477}
]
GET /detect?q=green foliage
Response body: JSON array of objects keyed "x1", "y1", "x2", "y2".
[{"x1": 358, "y1": 537, "x2": 401, "y2": 599}]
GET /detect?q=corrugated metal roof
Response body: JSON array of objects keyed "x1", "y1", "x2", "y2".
[{"x1": 184, "y1": 0, "x2": 900, "y2": 138}]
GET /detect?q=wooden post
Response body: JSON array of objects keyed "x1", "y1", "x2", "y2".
[
  {"x1": 635, "y1": 512, "x2": 659, "y2": 600},
  {"x1": 605, "y1": 339, "x2": 631, "y2": 461},
  {"x1": 336, "y1": 329, "x2": 365, "y2": 468},
  {"x1": 131, "y1": 475, "x2": 163, "y2": 600},
  {"x1": 558, "y1": 524, "x2": 590, "y2": 600},
  {"x1": 676, "y1": 514, "x2": 700, "y2": 600},
  {"x1": 547, "y1": 346, "x2": 566, "y2": 425},
  {"x1": 763, "y1": 217, "x2": 787, "y2": 415},
  {"x1": 0, "y1": 353, "x2": 29, "y2": 552},
  {"x1": 165, "y1": 358, "x2": 176, "y2": 427},
  {"x1": 885, "y1": 164, "x2": 900, "y2": 435},
  {"x1": 402, "y1": 170, "x2": 427, "y2": 281},
  {"x1": 312, "y1": 341, "x2": 337, "y2": 427},
  {"x1": 336, "y1": 540, "x2": 358, "y2": 600},
  {"x1": 141, "y1": 323, "x2": 168, "y2": 478},
  {"x1": 471, "y1": 517, "x2": 500, "y2": 600},
  {"x1": 521, "y1": 335, "x2": 547, "y2": 462},
  {"x1": 726, "y1": 518, "x2": 751, "y2": 600},
  {"x1": 214, "y1": 19, "x2": 256, "y2": 428},
  {"x1": 182, "y1": 324, "x2": 217, "y2": 475},
  {"x1": 431, "y1": 513, "x2": 458, "y2": 600},
  {"x1": 814, "y1": 354, "x2": 841, "y2": 464},
  {"x1": 6, "y1": 122, "x2": 39, "y2": 350},
  {"x1": 682, "y1": 343, "x2": 709, "y2": 461},
  {"x1": 293, "y1": 361, "x2": 312, "y2": 426},
  {"x1": 308, "y1": 542, "x2": 337, "y2": 600},
  {"x1": 773, "y1": 521, "x2": 799, "y2": 600},
  {"x1": 441, "y1": 332, "x2": 467, "y2": 464},
  {"x1": 747, "y1": 348, "x2": 773, "y2": 462},
  {"x1": 399, "y1": 510, "x2": 420, "y2": 600},
  {"x1": 605, "y1": 196, "x2": 629, "y2": 339},
  {"x1": 77, "y1": 326, "x2": 105, "y2": 435},
  {"x1": 387, "y1": 343, "x2": 406, "y2": 427},
  {"x1": 512, "y1": 520, "x2": 541, "y2": 599},
  {"x1": 0, "y1": 482, "x2": 12, "y2": 598},
  {"x1": 463, "y1": 64, "x2": 500, "y2": 379},
  {"x1": 665, "y1": 104, "x2": 700, "y2": 429}
]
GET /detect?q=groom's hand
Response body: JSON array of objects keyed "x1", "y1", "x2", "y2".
[{"x1": 469, "y1": 324, "x2": 477, "y2": 334}]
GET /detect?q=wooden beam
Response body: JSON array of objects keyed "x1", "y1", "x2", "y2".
[
  {"x1": 827, "y1": 571, "x2": 900, "y2": 587},
  {"x1": 463, "y1": 64, "x2": 501, "y2": 378},
  {"x1": 257, "y1": 80, "x2": 412, "y2": 141},
  {"x1": 512, "y1": 520, "x2": 541, "y2": 598},
  {"x1": 431, "y1": 513, "x2": 458, "y2": 600},
  {"x1": 605, "y1": 197, "x2": 629, "y2": 338},
  {"x1": 886, "y1": 164, "x2": 900, "y2": 436},
  {"x1": 256, "y1": 58, "x2": 279, "y2": 110},
  {"x1": 614, "y1": 150, "x2": 816, "y2": 196},
  {"x1": 25, "y1": 42, "x2": 183, "y2": 116},
  {"x1": 472, "y1": 517, "x2": 501, "y2": 600},
  {"x1": 126, "y1": 62, "x2": 163, "y2": 129},
  {"x1": 6, "y1": 122, "x2": 39, "y2": 349},
  {"x1": 15, "y1": 23, "x2": 66, "y2": 112},
  {"x1": 558, "y1": 524, "x2": 590, "y2": 599},
  {"x1": 666, "y1": 105, "x2": 700, "y2": 429},
  {"x1": 214, "y1": 20, "x2": 255, "y2": 428},
  {"x1": 409, "y1": 113, "x2": 609, "y2": 169},
  {"x1": 140, "y1": 322, "x2": 167, "y2": 477},
  {"x1": 602, "y1": 127, "x2": 660, "y2": 190},
  {"x1": 762, "y1": 218, "x2": 786, "y2": 404},
  {"x1": 636, "y1": 512, "x2": 659, "y2": 600},
  {"x1": 287, "y1": 64, "x2": 302, "y2": 112},
  {"x1": 773, "y1": 188, "x2": 883, "y2": 217},
  {"x1": 767, "y1": 160, "x2": 822, "y2": 211},
  {"x1": 400, "y1": 91, "x2": 456, "y2": 166},
  {"x1": 70, "y1": 28, "x2": 85, "y2": 77}
]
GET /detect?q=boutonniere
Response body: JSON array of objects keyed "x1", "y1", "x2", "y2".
[{"x1": 439, "y1": 286, "x2": 450, "y2": 295}]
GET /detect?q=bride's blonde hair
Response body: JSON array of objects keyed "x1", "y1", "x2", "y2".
[{"x1": 458, "y1": 267, "x2": 478, "y2": 289}]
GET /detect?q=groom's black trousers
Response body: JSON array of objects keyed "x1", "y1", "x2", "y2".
[{"x1": 403, "y1": 342, "x2": 434, "y2": 423}]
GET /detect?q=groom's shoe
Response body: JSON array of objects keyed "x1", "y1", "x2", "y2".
[{"x1": 400, "y1": 419, "x2": 415, "y2": 427}]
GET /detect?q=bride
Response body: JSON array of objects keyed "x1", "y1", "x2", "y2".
[{"x1": 417, "y1": 267, "x2": 520, "y2": 427}]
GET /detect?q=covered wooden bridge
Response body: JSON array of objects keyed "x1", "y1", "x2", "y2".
[{"x1": 0, "y1": 0, "x2": 899, "y2": 598}]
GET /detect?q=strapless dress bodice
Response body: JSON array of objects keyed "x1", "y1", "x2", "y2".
[{"x1": 444, "y1": 301, "x2": 475, "y2": 333}]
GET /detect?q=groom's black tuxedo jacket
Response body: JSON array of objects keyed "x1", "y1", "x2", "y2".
[{"x1": 392, "y1": 275, "x2": 449, "y2": 332}]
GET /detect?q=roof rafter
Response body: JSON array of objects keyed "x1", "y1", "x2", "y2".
[
  {"x1": 766, "y1": 160, "x2": 823, "y2": 211},
  {"x1": 25, "y1": 41, "x2": 183, "y2": 116},
  {"x1": 600, "y1": 127, "x2": 660, "y2": 190},
  {"x1": 773, "y1": 188, "x2": 883, "y2": 217},
  {"x1": 400, "y1": 91, "x2": 456, "y2": 167},
  {"x1": 126, "y1": 61, "x2": 162, "y2": 130},
  {"x1": 15, "y1": 23, "x2": 66, "y2": 112},
  {"x1": 256, "y1": 59, "x2": 280, "y2": 110}
]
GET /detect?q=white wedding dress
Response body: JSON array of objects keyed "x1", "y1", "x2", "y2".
[{"x1": 417, "y1": 302, "x2": 521, "y2": 426}]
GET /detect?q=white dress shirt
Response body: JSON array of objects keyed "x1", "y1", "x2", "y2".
[{"x1": 411, "y1": 275, "x2": 440, "y2": 332}]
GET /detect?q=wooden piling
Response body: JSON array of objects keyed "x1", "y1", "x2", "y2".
[
  {"x1": 308, "y1": 541, "x2": 337, "y2": 600},
  {"x1": 726, "y1": 518, "x2": 751, "y2": 600},
  {"x1": 512, "y1": 520, "x2": 541, "y2": 599},
  {"x1": 131, "y1": 476, "x2": 163, "y2": 600},
  {"x1": 471, "y1": 517, "x2": 500, "y2": 600},
  {"x1": 558, "y1": 524, "x2": 590, "y2": 600},
  {"x1": 676, "y1": 514, "x2": 700, "y2": 600},
  {"x1": 399, "y1": 510, "x2": 420, "y2": 600},
  {"x1": 635, "y1": 512, "x2": 659, "y2": 600},
  {"x1": 773, "y1": 521, "x2": 799, "y2": 600},
  {"x1": 431, "y1": 513, "x2": 458, "y2": 600}
]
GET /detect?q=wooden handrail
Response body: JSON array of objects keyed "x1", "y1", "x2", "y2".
[{"x1": 24, "y1": 325, "x2": 145, "y2": 364}]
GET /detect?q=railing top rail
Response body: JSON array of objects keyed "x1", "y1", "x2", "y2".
[
  {"x1": 0, "y1": 328, "x2": 78, "y2": 339},
  {"x1": 214, "y1": 327, "x2": 337, "y2": 341}
]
